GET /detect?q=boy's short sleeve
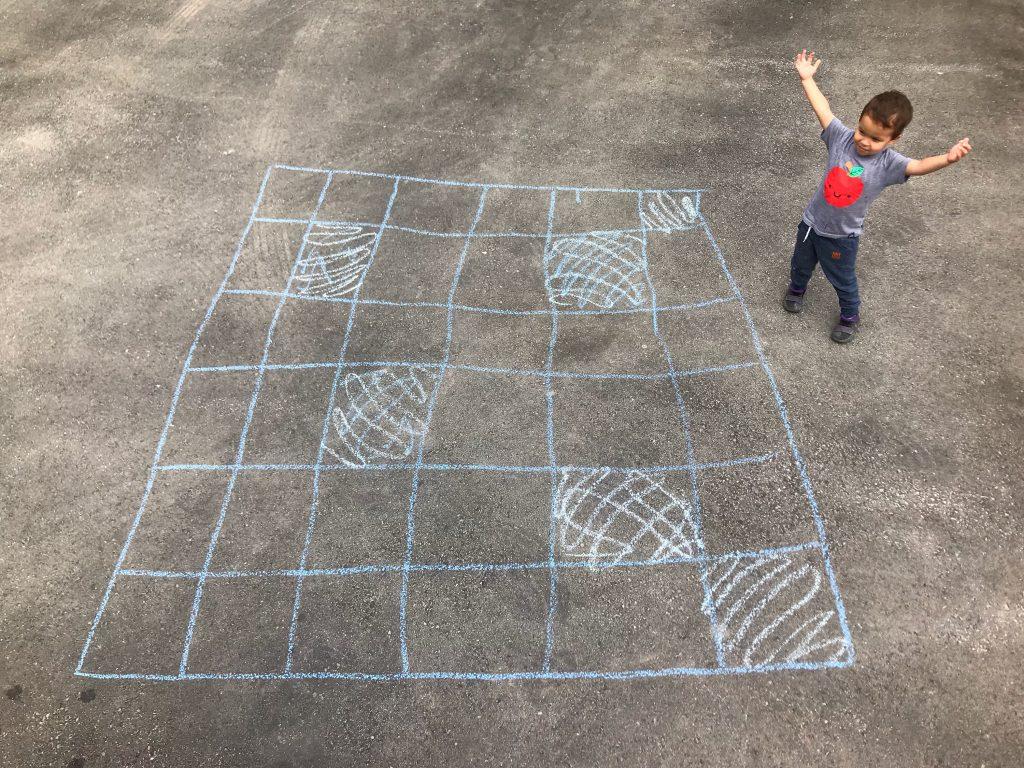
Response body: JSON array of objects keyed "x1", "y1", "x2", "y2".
[
  {"x1": 882, "y1": 148, "x2": 912, "y2": 186},
  {"x1": 821, "y1": 117, "x2": 852, "y2": 147}
]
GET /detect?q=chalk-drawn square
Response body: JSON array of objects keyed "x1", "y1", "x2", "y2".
[
  {"x1": 698, "y1": 452, "x2": 818, "y2": 556},
  {"x1": 474, "y1": 187, "x2": 552, "y2": 234},
  {"x1": 552, "y1": 311, "x2": 664, "y2": 375},
  {"x1": 552, "y1": 190, "x2": 641, "y2": 233},
  {"x1": 209, "y1": 471, "x2": 314, "y2": 571},
  {"x1": 305, "y1": 470, "x2": 414, "y2": 568},
  {"x1": 412, "y1": 470, "x2": 551, "y2": 565},
  {"x1": 81, "y1": 576, "x2": 194, "y2": 675},
  {"x1": 289, "y1": 223, "x2": 378, "y2": 299},
  {"x1": 160, "y1": 370, "x2": 256, "y2": 466},
  {"x1": 121, "y1": 471, "x2": 231, "y2": 572},
  {"x1": 190, "y1": 294, "x2": 280, "y2": 369},
  {"x1": 638, "y1": 191, "x2": 700, "y2": 233},
  {"x1": 405, "y1": 570, "x2": 549, "y2": 673},
  {"x1": 321, "y1": 366, "x2": 438, "y2": 468},
  {"x1": 318, "y1": 172, "x2": 396, "y2": 224},
  {"x1": 344, "y1": 304, "x2": 448, "y2": 364},
  {"x1": 544, "y1": 231, "x2": 648, "y2": 311},
  {"x1": 226, "y1": 221, "x2": 308, "y2": 292},
  {"x1": 554, "y1": 468, "x2": 698, "y2": 567},
  {"x1": 359, "y1": 228, "x2": 466, "y2": 304},
  {"x1": 290, "y1": 572, "x2": 403, "y2": 674},
  {"x1": 267, "y1": 297, "x2": 348, "y2": 366},
  {"x1": 549, "y1": 562, "x2": 716, "y2": 672},
  {"x1": 658, "y1": 300, "x2": 755, "y2": 373},
  {"x1": 244, "y1": 368, "x2": 335, "y2": 465},
  {"x1": 680, "y1": 365, "x2": 788, "y2": 464},
  {"x1": 425, "y1": 368, "x2": 549, "y2": 467},
  {"x1": 643, "y1": 228, "x2": 733, "y2": 307},
  {"x1": 706, "y1": 547, "x2": 852, "y2": 670},
  {"x1": 257, "y1": 167, "x2": 330, "y2": 219},
  {"x1": 552, "y1": 378, "x2": 689, "y2": 468},
  {"x1": 389, "y1": 179, "x2": 484, "y2": 234},
  {"x1": 456, "y1": 236, "x2": 549, "y2": 312},
  {"x1": 185, "y1": 576, "x2": 295, "y2": 674},
  {"x1": 449, "y1": 310, "x2": 552, "y2": 372}
]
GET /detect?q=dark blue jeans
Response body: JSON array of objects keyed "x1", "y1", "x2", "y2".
[{"x1": 790, "y1": 221, "x2": 861, "y2": 317}]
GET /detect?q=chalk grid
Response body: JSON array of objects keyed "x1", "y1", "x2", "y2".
[{"x1": 76, "y1": 165, "x2": 855, "y2": 681}]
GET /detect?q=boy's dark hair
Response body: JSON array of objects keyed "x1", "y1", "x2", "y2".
[{"x1": 861, "y1": 90, "x2": 913, "y2": 137}]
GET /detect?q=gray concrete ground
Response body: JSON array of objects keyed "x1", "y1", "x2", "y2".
[{"x1": 3, "y1": 0, "x2": 1023, "y2": 765}]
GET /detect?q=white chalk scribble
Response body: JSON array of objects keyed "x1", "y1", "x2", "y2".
[
  {"x1": 555, "y1": 469, "x2": 699, "y2": 566},
  {"x1": 640, "y1": 192, "x2": 698, "y2": 232},
  {"x1": 544, "y1": 231, "x2": 647, "y2": 310},
  {"x1": 293, "y1": 223, "x2": 377, "y2": 298},
  {"x1": 325, "y1": 366, "x2": 438, "y2": 466},
  {"x1": 705, "y1": 552, "x2": 849, "y2": 668}
]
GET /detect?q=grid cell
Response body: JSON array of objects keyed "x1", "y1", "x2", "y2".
[
  {"x1": 243, "y1": 367, "x2": 335, "y2": 465},
  {"x1": 209, "y1": 471, "x2": 314, "y2": 571},
  {"x1": 184, "y1": 575, "x2": 295, "y2": 674},
  {"x1": 344, "y1": 303, "x2": 449, "y2": 365},
  {"x1": 360, "y1": 228, "x2": 466, "y2": 304},
  {"x1": 267, "y1": 296, "x2": 348, "y2": 366},
  {"x1": 552, "y1": 310, "x2": 664, "y2": 375},
  {"x1": 680, "y1": 365, "x2": 789, "y2": 465},
  {"x1": 552, "y1": 377, "x2": 690, "y2": 468},
  {"x1": 388, "y1": 179, "x2": 482, "y2": 233},
  {"x1": 449, "y1": 309, "x2": 552, "y2": 372},
  {"x1": 412, "y1": 469, "x2": 552, "y2": 564},
  {"x1": 698, "y1": 452, "x2": 818, "y2": 557},
  {"x1": 424, "y1": 368, "x2": 550, "y2": 467},
  {"x1": 304, "y1": 469, "x2": 414, "y2": 568},
  {"x1": 122, "y1": 470, "x2": 230, "y2": 572},
  {"x1": 226, "y1": 221, "x2": 308, "y2": 292},
  {"x1": 549, "y1": 562, "x2": 717, "y2": 672},
  {"x1": 84, "y1": 576, "x2": 194, "y2": 675},
  {"x1": 405, "y1": 569, "x2": 549, "y2": 673},
  {"x1": 456, "y1": 236, "x2": 549, "y2": 312},
  {"x1": 256, "y1": 167, "x2": 329, "y2": 219},
  {"x1": 160, "y1": 370, "x2": 255, "y2": 466},
  {"x1": 191, "y1": 294, "x2": 280, "y2": 369},
  {"x1": 290, "y1": 572, "x2": 403, "y2": 674}
]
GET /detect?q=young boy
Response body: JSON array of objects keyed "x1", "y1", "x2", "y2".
[{"x1": 785, "y1": 49, "x2": 972, "y2": 343}]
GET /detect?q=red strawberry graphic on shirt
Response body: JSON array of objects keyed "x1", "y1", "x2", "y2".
[{"x1": 824, "y1": 161, "x2": 864, "y2": 207}]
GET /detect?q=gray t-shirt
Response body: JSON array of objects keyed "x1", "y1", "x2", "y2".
[{"x1": 802, "y1": 117, "x2": 911, "y2": 238}]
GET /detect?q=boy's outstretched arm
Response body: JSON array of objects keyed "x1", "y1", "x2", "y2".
[
  {"x1": 906, "y1": 138, "x2": 972, "y2": 176},
  {"x1": 794, "y1": 49, "x2": 834, "y2": 130}
]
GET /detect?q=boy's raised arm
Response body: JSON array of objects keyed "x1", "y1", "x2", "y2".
[
  {"x1": 906, "y1": 138, "x2": 972, "y2": 176},
  {"x1": 795, "y1": 49, "x2": 834, "y2": 130}
]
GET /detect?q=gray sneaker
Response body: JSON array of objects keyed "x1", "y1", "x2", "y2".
[
  {"x1": 783, "y1": 287, "x2": 805, "y2": 313},
  {"x1": 830, "y1": 317, "x2": 859, "y2": 344}
]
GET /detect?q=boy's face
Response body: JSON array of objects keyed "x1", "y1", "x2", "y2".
[{"x1": 854, "y1": 113, "x2": 899, "y2": 156}]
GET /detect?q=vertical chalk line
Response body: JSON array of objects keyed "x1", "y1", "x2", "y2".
[
  {"x1": 540, "y1": 190, "x2": 561, "y2": 672},
  {"x1": 283, "y1": 177, "x2": 402, "y2": 673},
  {"x1": 177, "y1": 171, "x2": 334, "y2": 677},
  {"x1": 696, "y1": 211, "x2": 855, "y2": 661},
  {"x1": 75, "y1": 165, "x2": 276, "y2": 674},
  {"x1": 396, "y1": 188, "x2": 489, "y2": 674},
  {"x1": 636, "y1": 192, "x2": 726, "y2": 667}
]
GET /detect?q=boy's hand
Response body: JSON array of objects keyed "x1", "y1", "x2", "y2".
[
  {"x1": 794, "y1": 49, "x2": 821, "y2": 80},
  {"x1": 946, "y1": 137, "x2": 972, "y2": 163}
]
